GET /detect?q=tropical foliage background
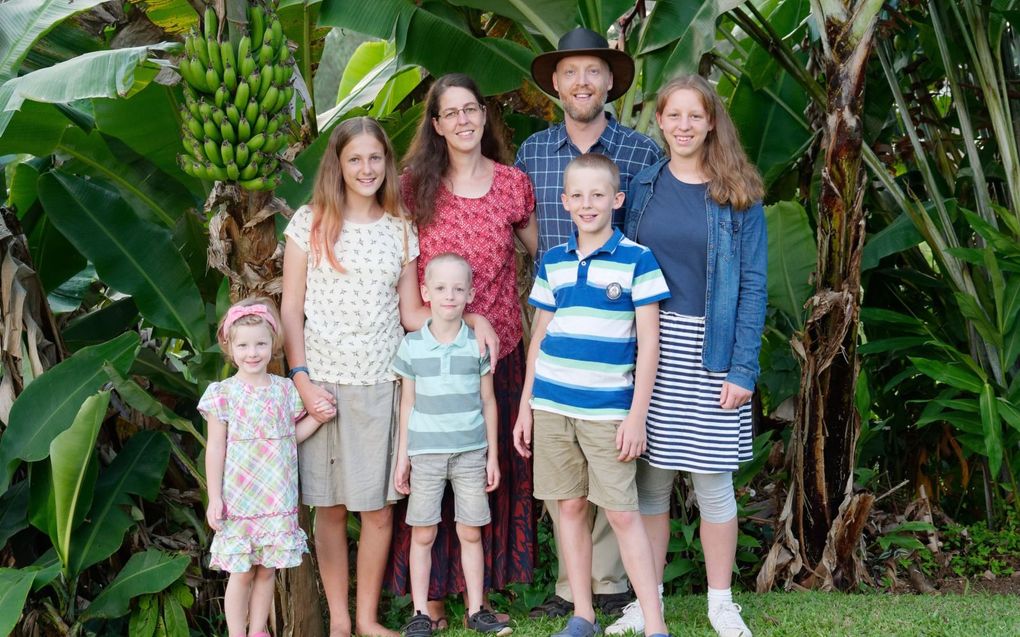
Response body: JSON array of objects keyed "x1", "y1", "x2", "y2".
[{"x1": 0, "y1": 0, "x2": 1017, "y2": 634}]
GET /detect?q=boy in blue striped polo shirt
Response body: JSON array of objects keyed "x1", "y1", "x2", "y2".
[
  {"x1": 393, "y1": 253, "x2": 510, "y2": 637},
  {"x1": 513, "y1": 154, "x2": 672, "y2": 637}
]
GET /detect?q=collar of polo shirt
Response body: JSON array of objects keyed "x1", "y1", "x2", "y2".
[
  {"x1": 421, "y1": 319, "x2": 470, "y2": 350},
  {"x1": 565, "y1": 227, "x2": 625, "y2": 256}
]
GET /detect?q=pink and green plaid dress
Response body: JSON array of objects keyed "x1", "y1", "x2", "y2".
[{"x1": 198, "y1": 374, "x2": 308, "y2": 573}]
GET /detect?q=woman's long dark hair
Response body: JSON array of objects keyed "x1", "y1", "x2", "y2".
[{"x1": 402, "y1": 73, "x2": 509, "y2": 228}]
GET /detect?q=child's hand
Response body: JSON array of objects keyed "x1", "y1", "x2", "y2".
[
  {"x1": 297, "y1": 380, "x2": 337, "y2": 423},
  {"x1": 615, "y1": 414, "x2": 647, "y2": 462},
  {"x1": 395, "y1": 455, "x2": 411, "y2": 495},
  {"x1": 485, "y1": 454, "x2": 501, "y2": 492},
  {"x1": 512, "y1": 408, "x2": 533, "y2": 458},
  {"x1": 206, "y1": 496, "x2": 224, "y2": 531}
]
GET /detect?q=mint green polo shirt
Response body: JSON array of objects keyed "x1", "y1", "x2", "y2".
[{"x1": 391, "y1": 320, "x2": 491, "y2": 455}]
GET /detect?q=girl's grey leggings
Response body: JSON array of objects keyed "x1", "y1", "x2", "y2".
[{"x1": 635, "y1": 461, "x2": 737, "y2": 523}]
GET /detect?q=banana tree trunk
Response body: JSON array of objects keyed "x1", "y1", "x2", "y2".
[
  {"x1": 757, "y1": 0, "x2": 883, "y2": 591},
  {"x1": 206, "y1": 185, "x2": 288, "y2": 301}
]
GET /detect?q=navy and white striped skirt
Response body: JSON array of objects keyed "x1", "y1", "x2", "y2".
[{"x1": 643, "y1": 312, "x2": 753, "y2": 472}]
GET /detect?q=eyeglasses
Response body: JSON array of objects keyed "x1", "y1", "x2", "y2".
[{"x1": 435, "y1": 103, "x2": 484, "y2": 122}]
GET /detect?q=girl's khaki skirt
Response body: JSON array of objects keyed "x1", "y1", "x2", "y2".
[{"x1": 297, "y1": 380, "x2": 400, "y2": 510}]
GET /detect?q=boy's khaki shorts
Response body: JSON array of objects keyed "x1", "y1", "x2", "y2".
[
  {"x1": 532, "y1": 410, "x2": 638, "y2": 511},
  {"x1": 406, "y1": 448, "x2": 491, "y2": 526}
]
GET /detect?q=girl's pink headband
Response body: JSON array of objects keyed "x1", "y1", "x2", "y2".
[{"x1": 221, "y1": 304, "x2": 279, "y2": 340}]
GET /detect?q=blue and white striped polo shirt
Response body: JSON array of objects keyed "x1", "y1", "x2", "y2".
[
  {"x1": 514, "y1": 113, "x2": 663, "y2": 263},
  {"x1": 528, "y1": 229, "x2": 670, "y2": 420},
  {"x1": 391, "y1": 320, "x2": 491, "y2": 455}
]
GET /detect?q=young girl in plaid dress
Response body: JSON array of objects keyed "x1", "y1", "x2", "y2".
[{"x1": 200, "y1": 297, "x2": 324, "y2": 637}]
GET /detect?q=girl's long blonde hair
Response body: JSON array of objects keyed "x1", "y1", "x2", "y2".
[
  {"x1": 308, "y1": 117, "x2": 404, "y2": 271},
  {"x1": 657, "y1": 75, "x2": 764, "y2": 211}
]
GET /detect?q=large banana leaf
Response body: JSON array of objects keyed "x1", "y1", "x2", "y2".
[
  {"x1": 59, "y1": 127, "x2": 195, "y2": 227},
  {"x1": 726, "y1": 69, "x2": 812, "y2": 186},
  {"x1": 50, "y1": 392, "x2": 108, "y2": 574},
  {"x1": 21, "y1": 20, "x2": 104, "y2": 73},
  {"x1": 93, "y1": 83, "x2": 202, "y2": 196},
  {"x1": 8, "y1": 161, "x2": 40, "y2": 213},
  {"x1": 37, "y1": 172, "x2": 209, "y2": 350},
  {"x1": 0, "y1": 102, "x2": 68, "y2": 156},
  {"x1": 14, "y1": 166, "x2": 87, "y2": 292},
  {"x1": 318, "y1": 0, "x2": 406, "y2": 39},
  {"x1": 319, "y1": 40, "x2": 423, "y2": 129},
  {"x1": 0, "y1": 481, "x2": 29, "y2": 549},
  {"x1": 278, "y1": 0, "x2": 329, "y2": 100},
  {"x1": 578, "y1": 0, "x2": 635, "y2": 35},
  {"x1": 765, "y1": 200, "x2": 815, "y2": 330},
  {"x1": 740, "y1": 0, "x2": 811, "y2": 90},
  {"x1": 0, "y1": 333, "x2": 139, "y2": 494},
  {"x1": 0, "y1": 43, "x2": 177, "y2": 138},
  {"x1": 106, "y1": 368, "x2": 205, "y2": 446},
  {"x1": 0, "y1": 0, "x2": 110, "y2": 83},
  {"x1": 126, "y1": 0, "x2": 198, "y2": 35},
  {"x1": 450, "y1": 0, "x2": 575, "y2": 43},
  {"x1": 69, "y1": 430, "x2": 170, "y2": 576},
  {"x1": 4, "y1": 104, "x2": 196, "y2": 239},
  {"x1": 61, "y1": 299, "x2": 139, "y2": 351},
  {"x1": 0, "y1": 568, "x2": 36, "y2": 636},
  {"x1": 318, "y1": 50, "x2": 402, "y2": 131},
  {"x1": 81, "y1": 550, "x2": 189, "y2": 620},
  {"x1": 636, "y1": 0, "x2": 719, "y2": 92},
  {"x1": 320, "y1": 0, "x2": 534, "y2": 95},
  {"x1": 861, "y1": 212, "x2": 924, "y2": 271}
]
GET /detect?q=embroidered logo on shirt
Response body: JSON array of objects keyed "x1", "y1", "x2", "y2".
[{"x1": 606, "y1": 282, "x2": 623, "y2": 300}]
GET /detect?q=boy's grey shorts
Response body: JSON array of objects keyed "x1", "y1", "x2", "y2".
[{"x1": 406, "y1": 448, "x2": 491, "y2": 527}]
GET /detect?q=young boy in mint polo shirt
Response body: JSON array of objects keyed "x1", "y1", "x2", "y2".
[
  {"x1": 513, "y1": 154, "x2": 672, "y2": 637},
  {"x1": 393, "y1": 253, "x2": 511, "y2": 637}
]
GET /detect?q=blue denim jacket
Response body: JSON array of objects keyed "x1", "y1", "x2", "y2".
[{"x1": 624, "y1": 157, "x2": 767, "y2": 390}]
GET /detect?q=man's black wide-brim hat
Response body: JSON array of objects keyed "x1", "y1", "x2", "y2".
[{"x1": 530, "y1": 27, "x2": 635, "y2": 103}]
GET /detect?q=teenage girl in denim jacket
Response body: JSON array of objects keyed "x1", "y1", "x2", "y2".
[{"x1": 613, "y1": 75, "x2": 766, "y2": 637}]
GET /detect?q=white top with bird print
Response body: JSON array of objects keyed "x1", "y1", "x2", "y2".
[{"x1": 285, "y1": 205, "x2": 419, "y2": 385}]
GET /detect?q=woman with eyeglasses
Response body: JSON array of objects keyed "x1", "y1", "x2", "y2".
[{"x1": 386, "y1": 73, "x2": 538, "y2": 630}]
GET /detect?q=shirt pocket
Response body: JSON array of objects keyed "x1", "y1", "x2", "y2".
[
  {"x1": 586, "y1": 262, "x2": 634, "y2": 305},
  {"x1": 719, "y1": 218, "x2": 741, "y2": 260}
]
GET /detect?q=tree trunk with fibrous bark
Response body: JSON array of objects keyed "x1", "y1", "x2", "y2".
[{"x1": 757, "y1": 0, "x2": 883, "y2": 592}]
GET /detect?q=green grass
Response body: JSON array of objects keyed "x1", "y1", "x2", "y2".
[{"x1": 435, "y1": 592, "x2": 1020, "y2": 637}]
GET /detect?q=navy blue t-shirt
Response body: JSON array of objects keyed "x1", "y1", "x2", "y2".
[{"x1": 636, "y1": 165, "x2": 708, "y2": 316}]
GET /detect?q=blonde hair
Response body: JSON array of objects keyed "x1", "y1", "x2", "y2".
[
  {"x1": 308, "y1": 117, "x2": 404, "y2": 271},
  {"x1": 564, "y1": 153, "x2": 621, "y2": 192},
  {"x1": 216, "y1": 297, "x2": 284, "y2": 360},
  {"x1": 424, "y1": 252, "x2": 473, "y2": 287},
  {"x1": 656, "y1": 75, "x2": 764, "y2": 211}
]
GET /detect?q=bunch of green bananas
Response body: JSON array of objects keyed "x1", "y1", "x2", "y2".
[{"x1": 177, "y1": 6, "x2": 294, "y2": 191}]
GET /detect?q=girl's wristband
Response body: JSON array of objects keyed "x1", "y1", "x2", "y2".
[{"x1": 287, "y1": 366, "x2": 309, "y2": 379}]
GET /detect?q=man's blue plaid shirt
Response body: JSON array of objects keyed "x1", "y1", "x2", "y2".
[{"x1": 515, "y1": 113, "x2": 663, "y2": 263}]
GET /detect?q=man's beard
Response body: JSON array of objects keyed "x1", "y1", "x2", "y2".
[{"x1": 562, "y1": 92, "x2": 606, "y2": 123}]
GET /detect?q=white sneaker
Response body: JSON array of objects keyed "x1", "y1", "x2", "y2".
[
  {"x1": 605, "y1": 601, "x2": 644, "y2": 635},
  {"x1": 605, "y1": 598, "x2": 665, "y2": 636},
  {"x1": 708, "y1": 602, "x2": 751, "y2": 637}
]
